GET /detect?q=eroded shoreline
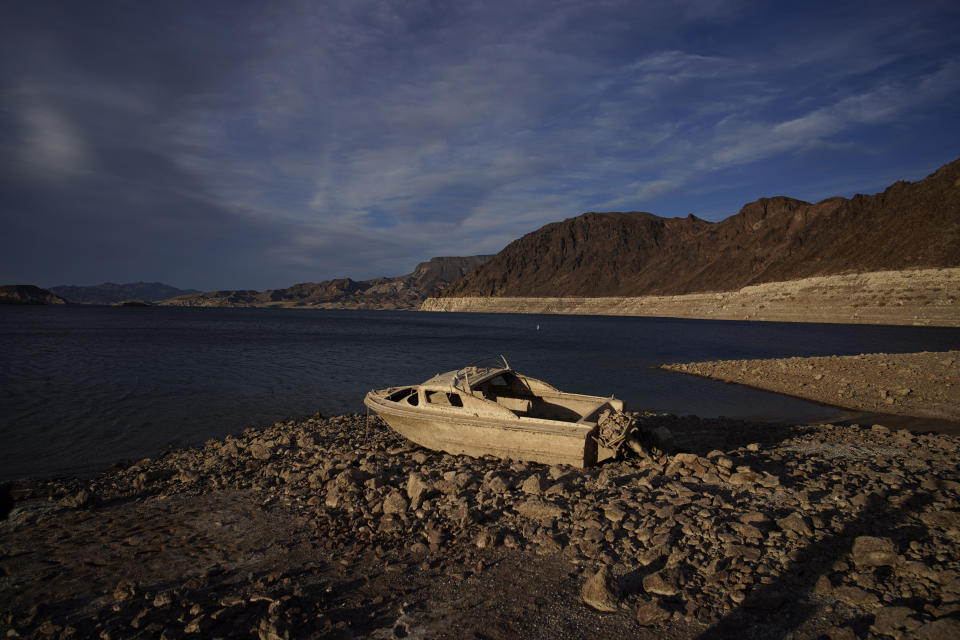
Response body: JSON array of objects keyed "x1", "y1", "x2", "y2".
[
  {"x1": 2, "y1": 405, "x2": 959, "y2": 639},
  {"x1": 662, "y1": 351, "x2": 960, "y2": 426},
  {"x1": 421, "y1": 268, "x2": 960, "y2": 327}
]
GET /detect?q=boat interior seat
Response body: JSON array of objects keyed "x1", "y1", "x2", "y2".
[
  {"x1": 577, "y1": 400, "x2": 615, "y2": 424},
  {"x1": 495, "y1": 396, "x2": 532, "y2": 414}
]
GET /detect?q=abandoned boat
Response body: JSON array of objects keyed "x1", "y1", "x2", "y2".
[{"x1": 364, "y1": 356, "x2": 640, "y2": 468}]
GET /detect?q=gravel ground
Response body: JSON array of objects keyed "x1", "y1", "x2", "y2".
[
  {"x1": 2, "y1": 403, "x2": 959, "y2": 640},
  {"x1": 661, "y1": 351, "x2": 960, "y2": 423}
]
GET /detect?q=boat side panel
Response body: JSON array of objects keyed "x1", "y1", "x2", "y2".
[{"x1": 372, "y1": 405, "x2": 596, "y2": 468}]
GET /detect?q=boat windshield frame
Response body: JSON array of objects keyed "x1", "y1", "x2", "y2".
[{"x1": 451, "y1": 355, "x2": 510, "y2": 392}]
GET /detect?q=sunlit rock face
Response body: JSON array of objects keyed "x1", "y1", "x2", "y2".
[{"x1": 442, "y1": 159, "x2": 960, "y2": 298}]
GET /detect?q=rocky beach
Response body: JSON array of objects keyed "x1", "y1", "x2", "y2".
[
  {"x1": 4, "y1": 5, "x2": 959, "y2": 637},
  {"x1": 662, "y1": 351, "x2": 960, "y2": 424},
  {"x1": 3, "y1": 353, "x2": 960, "y2": 639}
]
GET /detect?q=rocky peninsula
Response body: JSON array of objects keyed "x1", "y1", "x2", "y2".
[
  {"x1": 662, "y1": 351, "x2": 960, "y2": 424},
  {"x1": 3, "y1": 381, "x2": 959, "y2": 638}
]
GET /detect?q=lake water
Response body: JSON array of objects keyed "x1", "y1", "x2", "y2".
[{"x1": 3, "y1": 305, "x2": 960, "y2": 481}]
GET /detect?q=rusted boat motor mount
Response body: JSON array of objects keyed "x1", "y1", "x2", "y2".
[{"x1": 593, "y1": 409, "x2": 648, "y2": 462}]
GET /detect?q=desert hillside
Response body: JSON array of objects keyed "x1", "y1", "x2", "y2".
[
  {"x1": 422, "y1": 268, "x2": 960, "y2": 327},
  {"x1": 441, "y1": 159, "x2": 960, "y2": 298}
]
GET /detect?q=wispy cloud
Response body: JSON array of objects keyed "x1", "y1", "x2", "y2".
[
  {"x1": 709, "y1": 59, "x2": 960, "y2": 167},
  {"x1": 1, "y1": 1, "x2": 959, "y2": 289},
  {"x1": 16, "y1": 103, "x2": 88, "y2": 177}
]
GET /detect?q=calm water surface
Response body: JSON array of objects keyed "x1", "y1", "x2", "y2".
[{"x1": 3, "y1": 305, "x2": 960, "y2": 480}]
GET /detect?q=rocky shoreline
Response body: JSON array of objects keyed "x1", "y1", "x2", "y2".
[
  {"x1": 421, "y1": 268, "x2": 960, "y2": 327},
  {"x1": 2, "y1": 408, "x2": 959, "y2": 639},
  {"x1": 662, "y1": 351, "x2": 960, "y2": 424}
]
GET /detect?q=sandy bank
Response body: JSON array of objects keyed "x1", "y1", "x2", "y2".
[
  {"x1": 421, "y1": 268, "x2": 960, "y2": 327},
  {"x1": 662, "y1": 351, "x2": 960, "y2": 424},
  {"x1": 3, "y1": 408, "x2": 960, "y2": 639}
]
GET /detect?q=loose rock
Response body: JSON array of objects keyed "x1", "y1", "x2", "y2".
[
  {"x1": 852, "y1": 536, "x2": 899, "y2": 569},
  {"x1": 581, "y1": 566, "x2": 621, "y2": 612}
]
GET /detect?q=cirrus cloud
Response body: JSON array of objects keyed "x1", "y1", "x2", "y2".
[{"x1": 1, "y1": 0, "x2": 959, "y2": 289}]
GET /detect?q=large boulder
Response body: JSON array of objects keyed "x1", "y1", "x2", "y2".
[
  {"x1": 852, "y1": 536, "x2": 898, "y2": 569},
  {"x1": 406, "y1": 472, "x2": 432, "y2": 507},
  {"x1": 582, "y1": 566, "x2": 621, "y2": 612},
  {"x1": 382, "y1": 490, "x2": 409, "y2": 515}
]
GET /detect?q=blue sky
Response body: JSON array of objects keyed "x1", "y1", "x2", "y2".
[{"x1": 2, "y1": 0, "x2": 959, "y2": 290}]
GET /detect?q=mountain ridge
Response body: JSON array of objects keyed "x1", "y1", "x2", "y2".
[
  {"x1": 441, "y1": 158, "x2": 960, "y2": 298},
  {"x1": 160, "y1": 255, "x2": 493, "y2": 309},
  {"x1": 49, "y1": 282, "x2": 199, "y2": 305}
]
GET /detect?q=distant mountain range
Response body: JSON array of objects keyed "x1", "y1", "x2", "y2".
[
  {"x1": 49, "y1": 282, "x2": 199, "y2": 305},
  {"x1": 440, "y1": 157, "x2": 960, "y2": 298},
  {"x1": 159, "y1": 256, "x2": 493, "y2": 309},
  {"x1": 9, "y1": 158, "x2": 959, "y2": 310}
]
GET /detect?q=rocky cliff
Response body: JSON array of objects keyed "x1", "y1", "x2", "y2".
[
  {"x1": 441, "y1": 158, "x2": 960, "y2": 298},
  {"x1": 0, "y1": 285, "x2": 69, "y2": 305},
  {"x1": 160, "y1": 255, "x2": 493, "y2": 309}
]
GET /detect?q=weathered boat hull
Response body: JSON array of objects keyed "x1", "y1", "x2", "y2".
[{"x1": 365, "y1": 391, "x2": 599, "y2": 468}]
